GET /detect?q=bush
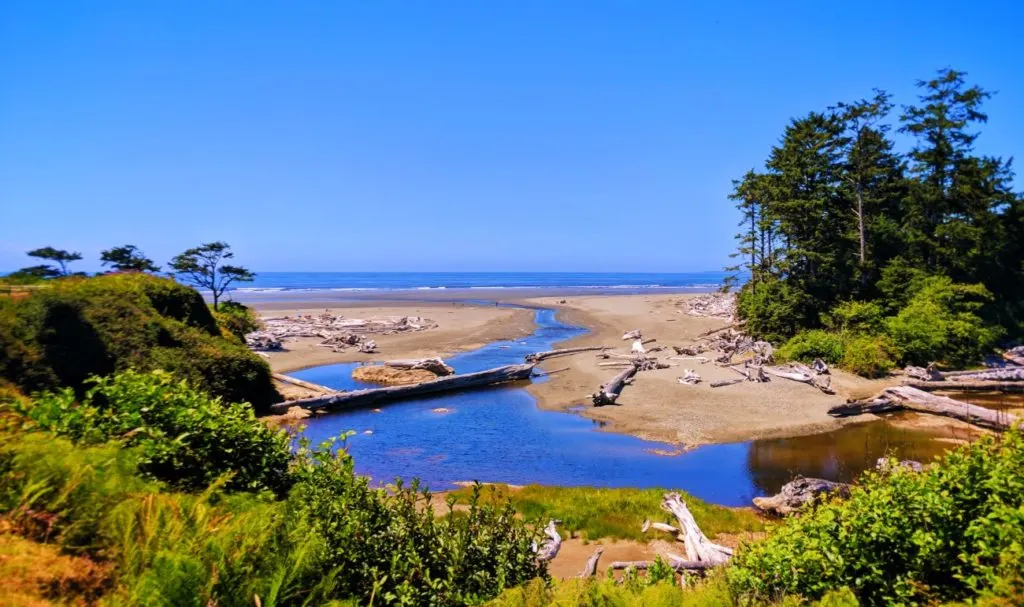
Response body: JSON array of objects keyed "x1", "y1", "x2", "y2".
[
  {"x1": 0, "y1": 273, "x2": 280, "y2": 413},
  {"x1": 778, "y1": 330, "x2": 846, "y2": 366},
  {"x1": 840, "y1": 335, "x2": 895, "y2": 378},
  {"x1": 214, "y1": 301, "x2": 261, "y2": 342},
  {"x1": 727, "y1": 431, "x2": 1024, "y2": 605},
  {"x1": 885, "y1": 276, "x2": 1002, "y2": 367},
  {"x1": 737, "y1": 279, "x2": 816, "y2": 343},
  {"x1": 18, "y1": 370, "x2": 293, "y2": 494},
  {"x1": 822, "y1": 301, "x2": 885, "y2": 335}
]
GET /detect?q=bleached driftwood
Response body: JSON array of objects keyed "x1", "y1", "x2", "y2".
[
  {"x1": 272, "y1": 373, "x2": 336, "y2": 395},
  {"x1": 904, "y1": 380, "x2": 1024, "y2": 394},
  {"x1": 905, "y1": 365, "x2": 943, "y2": 381},
  {"x1": 622, "y1": 329, "x2": 642, "y2": 341},
  {"x1": 269, "y1": 363, "x2": 536, "y2": 414},
  {"x1": 525, "y1": 346, "x2": 607, "y2": 362},
  {"x1": 677, "y1": 369, "x2": 701, "y2": 385},
  {"x1": 1002, "y1": 346, "x2": 1024, "y2": 366},
  {"x1": 579, "y1": 548, "x2": 604, "y2": 578},
  {"x1": 593, "y1": 364, "x2": 638, "y2": 405},
  {"x1": 941, "y1": 367, "x2": 1024, "y2": 380},
  {"x1": 535, "y1": 520, "x2": 562, "y2": 562},
  {"x1": 608, "y1": 557, "x2": 716, "y2": 572},
  {"x1": 710, "y1": 378, "x2": 744, "y2": 388},
  {"x1": 385, "y1": 357, "x2": 454, "y2": 376},
  {"x1": 673, "y1": 345, "x2": 706, "y2": 356},
  {"x1": 661, "y1": 493, "x2": 732, "y2": 566},
  {"x1": 752, "y1": 476, "x2": 851, "y2": 516},
  {"x1": 358, "y1": 339, "x2": 378, "y2": 353},
  {"x1": 631, "y1": 339, "x2": 646, "y2": 355},
  {"x1": 668, "y1": 356, "x2": 710, "y2": 364},
  {"x1": 828, "y1": 386, "x2": 1023, "y2": 432},
  {"x1": 763, "y1": 364, "x2": 834, "y2": 394}
]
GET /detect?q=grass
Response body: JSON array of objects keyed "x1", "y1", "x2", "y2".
[
  {"x1": 0, "y1": 530, "x2": 111, "y2": 606},
  {"x1": 447, "y1": 484, "x2": 765, "y2": 542}
]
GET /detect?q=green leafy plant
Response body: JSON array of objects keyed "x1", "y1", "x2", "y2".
[
  {"x1": 778, "y1": 330, "x2": 846, "y2": 366},
  {"x1": 839, "y1": 335, "x2": 895, "y2": 378}
]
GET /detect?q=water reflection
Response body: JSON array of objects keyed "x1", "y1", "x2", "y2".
[{"x1": 293, "y1": 307, "x2": 965, "y2": 506}]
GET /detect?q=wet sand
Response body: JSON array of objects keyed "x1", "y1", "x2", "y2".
[
  {"x1": 251, "y1": 301, "x2": 535, "y2": 374},
  {"x1": 519, "y1": 294, "x2": 893, "y2": 446}
]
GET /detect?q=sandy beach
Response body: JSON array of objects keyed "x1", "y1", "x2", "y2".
[
  {"x1": 252, "y1": 300, "x2": 535, "y2": 374},
  {"x1": 517, "y1": 294, "x2": 896, "y2": 446}
]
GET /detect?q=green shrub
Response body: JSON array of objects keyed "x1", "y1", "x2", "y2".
[
  {"x1": 18, "y1": 370, "x2": 292, "y2": 494},
  {"x1": 213, "y1": 301, "x2": 262, "y2": 342},
  {"x1": 839, "y1": 335, "x2": 895, "y2": 378},
  {"x1": 778, "y1": 330, "x2": 846, "y2": 366},
  {"x1": 885, "y1": 276, "x2": 1002, "y2": 367},
  {"x1": 288, "y1": 444, "x2": 546, "y2": 605},
  {"x1": 737, "y1": 279, "x2": 816, "y2": 343},
  {"x1": 727, "y1": 431, "x2": 1024, "y2": 605},
  {"x1": 822, "y1": 301, "x2": 885, "y2": 334},
  {"x1": 0, "y1": 273, "x2": 280, "y2": 413}
]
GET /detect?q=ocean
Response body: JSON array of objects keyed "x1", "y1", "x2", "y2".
[{"x1": 236, "y1": 271, "x2": 730, "y2": 294}]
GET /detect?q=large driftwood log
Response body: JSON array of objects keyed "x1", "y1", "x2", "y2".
[
  {"x1": 905, "y1": 365, "x2": 943, "y2": 381},
  {"x1": 269, "y1": 363, "x2": 536, "y2": 413},
  {"x1": 763, "y1": 364, "x2": 835, "y2": 394},
  {"x1": 904, "y1": 380, "x2": 1024, "y2": 393},
  {"x1": 593, "y1": 364, "x2": 638, "y2": 405},
  {"x1": 941, "y1": 367, "x2": 1024, "y2": 380},
  {"x1": 579, "y1": 548, "x2": 604, "y2": 578},
  {"x1": 829, "y1": 386, "x2": 1023, "y2": 431},
  {"x1": 271, "y1": 373, "x2": 336, "y2": 395},
  {"x1": 622, "y1": 329, "x2": 642, "y2": 341},
  {"x1": 752, "y1": 476, "x2": 852, "y2": 516},
  {"x1": 710, "y1": 378, "x2": 744, "y2": 388},
  {"x1": 384, "y1": 357, "x2": 454, "y2": 376},
  {"x1": 525, "y1": 346, "x2": 607, "y2": 362},
  {"x1": 661, "y1": 493, "x2": 732, "y2": 565},
  {"x1": 536, "y1": 520, "x2": 562, "y2": 562}
]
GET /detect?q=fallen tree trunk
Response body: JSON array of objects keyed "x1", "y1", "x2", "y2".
[
  {"x1": 763, "y1": 365, "x2": 835, "y2": 394},
  {"x1": 710, "y1": 378, "x2": 744, "y2": 388},
  {"x1": 942, "y1": 367, "x2": 1024, "y2": 382},
  {"x1": 752, "y1": 476, "x2": 851, "y2": 516},
  {"x1": 525, "y1": 346, "x2": 607, "y2": 362},
  {"x1": 829, "y1": 386, "x2": 1023, "y2": 432},
  {"x1": 579, "y1": 548, "x2": 604, "y2": 578},
  {"x1": 661, "y1": 493, "x2": 732, "y2": 565},
  {"x1": 608, "y1": 558, "x2": 716, "y2": 572},
  {"x1": 593, "y1": 364, "x2": 638, "y2": 405},
  {"x1": 269, "y1": 363, "x2": 536, "y2": 413},
  {"x1": 536, "y1": 520, "x2": 562, "y2": 562},
  {"x1": 904, "y1": 380, "x2": 1024, "y2": 393},
  {"x1": 271, "y1": 373, "x2": 336, "y2": 395},
  {"x1": 384, "y1": 357, "x2": 454, "y2": 376}
]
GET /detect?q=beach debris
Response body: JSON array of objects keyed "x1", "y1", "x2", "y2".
[
  {"x1": 622, "y1": 493, "x2": 732, "y2": 577},
  {"x1": 683, "y1": 293, "x2": 736, "y2": 320},
  {"x1": 753, "y1": 476, "x2": 852, "y2": 516},
  {"x1": 358, "y1": 339, "x2": 378, "y2": 353},
  {"x1": 763, "y1": 363, "x2": 834, "y2": 394},
  {"x1": 271, "y1": 372, "x2": 335, "y2": 396},
  {"x1": 431, "y1": 407, "x2": 452, "y2": 414},
  {"x1": 534, "y1": 520, "x2": 562, "y2": 563},
  {"x1": 592, "y1": 364, "x2": 638, "y2": 406},
  {"x1": 811, "y1": 358, "x2": 830, "y2": 375},
  {"x1": 268, "y1": 363, "x2": 536, "y2": 414},
  {"x1": 1003, "y1": 345, "x2": 1024, "y2": 366},
  {"x1": 247, "y1": 313, "x2": 437, "y2": 353},
  {"x1": 668, "y1": 355, "x2": 710, "y2": 364},
  {"x1": 923, "y1": 366, "x2": 1024, "y2": 382},
  {"x1": 579, "y1": 547, "x2": 604, "y2": 578},
  {"x1": 903, "y1": 379, "x2": 1024, "y2": 393},
  {"x1": 245, "y1": 332, "x2": 283, "y2": 351},
  {"x1": 622, "y1": 329, "x2": 642, "y2": 341},
  {"x1": 677, "y1": 369, "x2": 702, "y2": 385},
  {"x1": 631, "y1": 339, "x2": 646, "y2": 355},
  {"x1": 905, "y1": 364, "x2": 943, "y2": 381},
  {"x1": 710, "y1": 378, "x2": 744, "y2": 388},
  {"x1": 829, "y1": 386, "x2": 1023, "y2": 432},
  {"x1": 385, "y1": 357, "x2": 454, "y2": 376},
  {"x1": 525, "y1": 345, "x2": 607, "y2": 363},
  {"x1": 673, "y1": 345, "x2": 706, "y2": 356}
]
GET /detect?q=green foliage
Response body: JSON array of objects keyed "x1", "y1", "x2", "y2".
[
  {"x1": 885, "y1": 276, "x2": 1002, "y2": 366},
  {"x1": 289, "y1": 448, "x2": 545, "y2": 605},
  {"x1": 27, "y1": 246, "x2": 83, "y2": 276},
  {"x1": 214, "y1": 300, "x2": 262, "y2": 341},
  {"x1": 488, "y1": 573, "x2": 723, "y2": 607},
  {"x1": 0, "y1": 273, "x2": 279, "y2": 413},
  {"x1": 778, "y1": 330, "x2": 846, "y2": 366},
  {"x1": 17, "y1": 370, "x2": 293, "y2": 494},
  {"x1": 728, "y1": 431, "x2": 1024, "y2": 605},
  {"x1": 169, "y1": 241, "x2": 255, "y2": 310},
  {"x1": 839, "y1": 335, "x2": 895, "y2": 378},
  {"x1": 100, "y1": 244, "x2": 160, "y2": 273},
  {"x1": 822, "y1": 301, "x2": 885, "y2": 334},
  {"x1": 447, "y1": 484, "x2": 764, "y2": 542},
  {"x1": 736, "y1": 279, "x2": 815, "y2": 343},
  {"x1": 4, "y1": 265, "x2": 61, "y2": 282}
]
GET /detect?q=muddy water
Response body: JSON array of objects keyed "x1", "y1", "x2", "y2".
[{"x1": 292, "y1": 308, "x2": 971, "y2": 506}]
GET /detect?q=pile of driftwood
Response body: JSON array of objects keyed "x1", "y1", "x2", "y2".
[
  {"x1": 903, "y1": 364, "x2": 1024, "y2": 394},
  {"x1": 578, "y1": 493, "x2": 732, "y2": 583},
  {"x1": 246, "y1": 313, "x2": 437, "y2": 354},
  {"x1": 683, "y1": 293, "x2": 736, "y2": 320},
  {"x1": 589, "y1": 331, "x2": 678, "y2": 405}
]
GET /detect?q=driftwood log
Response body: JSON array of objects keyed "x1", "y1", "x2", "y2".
[
  {"x1": 904, "y1": 380, "x2": 1024, "y2": 394},
  {"x1": 271, "y1": 373, "x2": 336, "y2": 395},
  {"x1": 525, "y1": 346, "x2": 607, "y2": 363},
  {"x1": 763, "y1": 364, "x2": 834, "y2": 394},
  {"x1": 268, "y1": 363, "x2": 536, "y2": 414},
  {"x1": 536, "y1": 520, "x2": 562, "y2": 562},
  {"x1": 829, "y1": 386, "x2": 1023, "y2": 432},
  {"x1": 384, "y1": 357, "x2": 454, "y2": 376},
  {"x1": 942, "y1": 367, "x2": 1024, "y2": 380},
  {"x1": 579, "y1": 548, "x2": 604, "y2": 578},
  {"x1": 752, "y1": 476, "x2": 852, "y2": 516},
  {"x1": 710, "y1": 378, "x2": 744, "y2": 388},
  {"x1": 1003, "y1": 346, "x2": 1024, "y2": 366},
  {"x1": 677, "y1": 369, "x2": 701, "y2": 385},
  {"x1": 608, "y1": 557, "x2": 716, "y2": 573},
  {"x1": 622, "y1": 329, "x2": 642, "y2": 341},
  {"x1": 593, "y1": 364, "x2": 638, "y2": 405},
  {"x1": 662, "y1": 493, "x2": 732, "y2": 566}
]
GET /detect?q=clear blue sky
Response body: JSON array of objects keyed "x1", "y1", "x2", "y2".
[{"x1": 2, "y1": 1, "x2": 1021, "y2": 273}]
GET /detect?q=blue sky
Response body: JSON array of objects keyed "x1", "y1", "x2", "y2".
[{"x1": 1, "y1": 1, "x2": 1022, "y2": 273}]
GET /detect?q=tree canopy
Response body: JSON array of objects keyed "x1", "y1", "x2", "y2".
[
  {"x1": 100, "y1": 244, "x2": 160, "y2": 273},
  {"x1": 168, "y1": 241, "x2": 254, "y2": 310},
  {"x1": 26, "y1": 246, "x2": 82, "y2": 276}
]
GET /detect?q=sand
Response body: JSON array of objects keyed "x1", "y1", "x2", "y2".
[
  {"x1": 252, "y1": 301, "x2": 535, "y2": 374},
  {"x1": 519, "y1": 294, "x2": 889, "y2": 447}
]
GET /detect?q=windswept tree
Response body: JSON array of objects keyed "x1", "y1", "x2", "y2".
[
  {"x1": 27, "y1": 247, "x2": 82, "y2": 276},
  {"x1": 169, "y1": 242, "x2": 254, "y2": 310},
  {"x1": 100, "y1": 244, "x2": 160, "y2": 273},
  {"x1": 6, "y1": 265, "x2": 61, "y2": 281}
]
